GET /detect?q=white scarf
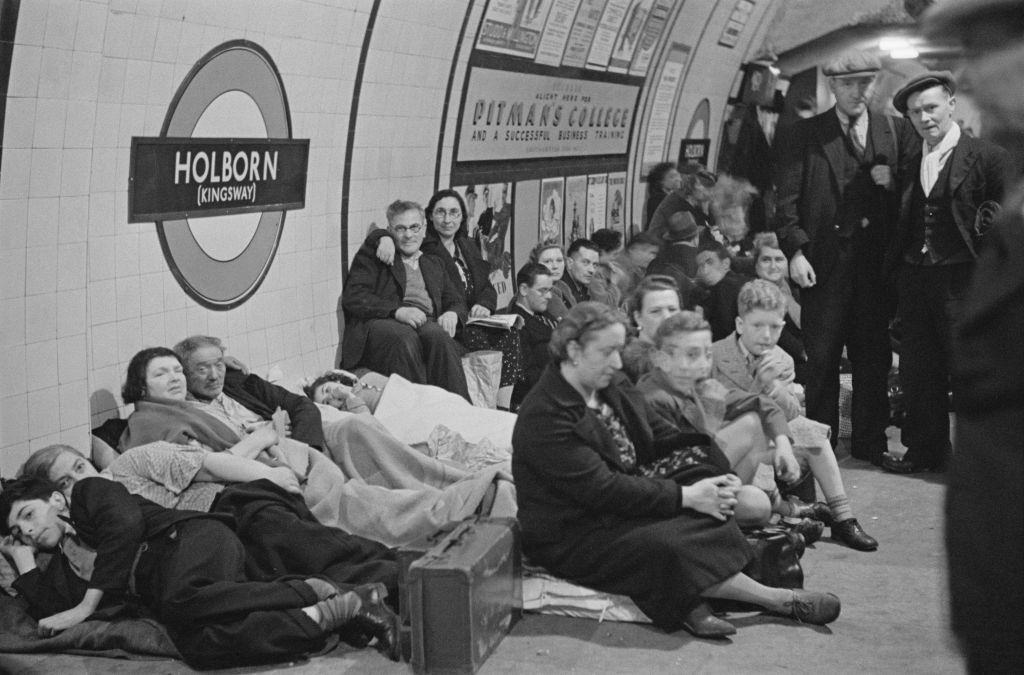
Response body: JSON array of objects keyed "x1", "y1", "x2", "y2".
[{"x1": 920, "y1": 123, "x2": 961, "y2": 195}]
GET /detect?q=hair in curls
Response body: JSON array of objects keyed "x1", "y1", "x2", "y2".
[
  {"x1": 628, "y1": 275, "x2": 680, "y2": 318},
  {"x1": 424, "y1": 189, "x2": 470, "y2": 240},
  {"x1": 548, "y1": 301, "x2": 627, "y2": 363},
  {"x1": 751, "y1": 231, "x2": 782, "y2": 260},
  {"x1": 122, "y1": 347, "x2": 181, "y2": 404},
  {"x1": 646, "y1": 161, "x2": 678, "y2": 191},
  {"x1": 653, "y1": 310, "x2": 711, "y2": 350},
  {"x1": 303, "y1": 371, "x2": 357, "y2": 401},
  {"x1": 529, "y1": 241, "x2": 564, "y2": 263}
]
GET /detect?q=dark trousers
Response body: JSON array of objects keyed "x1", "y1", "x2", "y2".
[
  {"x1": 896, "y1": 263, "x2": 970, "y2": 467},
  {"x1": 136, "y1": 519, "x2": 325, "y2": 669},
  {"x1": 211, "y1": 480, "x2": 398, "y2": 602},
  {"x1": 802, "y1": 243, "x2": 891, "y2": 458},
  {"x1": 361, "y1": 318, "x2": 470, "y2": 401}
]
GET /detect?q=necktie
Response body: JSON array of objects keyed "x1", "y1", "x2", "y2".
[{"x1": 847, "y1": 116, "x2": 864, "y2": 158}]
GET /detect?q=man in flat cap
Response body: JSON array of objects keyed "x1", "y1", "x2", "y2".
[
  {"x1": 881, "y1": 70, "x2": 1010, "y2": 475},
  {"x1": 921, "y1": 2, "x2": 1023, "y2": 671},
  {"x1": 774, "y1": 51, "x2": 915, "y2": 465}
]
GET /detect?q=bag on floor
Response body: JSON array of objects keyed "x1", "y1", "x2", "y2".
[{"x1": 462, "y1": 350, "x2": 502, "y2": 409}]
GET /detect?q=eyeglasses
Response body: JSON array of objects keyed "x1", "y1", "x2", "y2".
[
  {"x1": 392, "y1": 224, "x2": 423, "y2": 235},
  {"x1": 432, "y1": 208, "x2": 462, "y2": 220}
]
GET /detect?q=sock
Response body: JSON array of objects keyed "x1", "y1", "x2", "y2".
[
  {"x1": 826, "y1": 494, "x2": 853, "y2": 523},
  {"x1": 313, "y1": 591, "x2": 362, "y2": 632},
  {"x1": 305, "y1": 577, "x2": 340, "y2": 602}
]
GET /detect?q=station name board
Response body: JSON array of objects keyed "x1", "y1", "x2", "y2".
[{"x1": 128, "y1": 137, "x2": 309, "y2": 222}]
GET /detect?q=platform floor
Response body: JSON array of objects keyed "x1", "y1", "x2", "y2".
[{"x1": 0, "y1": 430, "x2": 965, "y2": 675}]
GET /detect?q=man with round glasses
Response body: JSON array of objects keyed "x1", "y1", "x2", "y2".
[{"x1": 342, "y1": 200, "x2": 471, "y2": 400}]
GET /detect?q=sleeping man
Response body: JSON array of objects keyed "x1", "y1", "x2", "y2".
[{"x1": 0, "y1": 469, "x2": 400, "y2": 669}]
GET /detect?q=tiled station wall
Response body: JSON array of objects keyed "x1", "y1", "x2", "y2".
[{"x1": 0, "y1": 0, "x2": 776, "y2": 475}]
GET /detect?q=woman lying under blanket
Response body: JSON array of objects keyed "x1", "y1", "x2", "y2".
[{"x1": 110, "y1": 347, "x2": 510, "y2": 547}]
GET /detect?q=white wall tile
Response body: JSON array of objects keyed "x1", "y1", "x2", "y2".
[
  {"x1": 32, "y1": 98, "x2": 68, "y2": 148},
  {"x1": 115, "y1": 276, "x2": 141, "y2": 320},
  {"x1": 27, "y1": 386, "x2": 61, "y2": 438},
  {"x1": 0, "y1": 199, "x2": 28, "y2": 251},
  {"x1": 152, "y1": 17, "x2": 184, "y2": 63},
  {"x1": 114, "y1": 233, "x2": 140, "y2": 278},
  {"x1": 88, "y1": 278, "x2": 117, "y2": 325},
  {"x1": 58, "y1": 333, "x2": 88, "y2": 383},
  {"x1": 25, "y1": 293, "x2": 57, "y2": 344},
  {"x1": 26, "y1": 246, "x2": 59, "y2": 295},
  {"x1": 58, "y1": 196, "x2": 89, "y2": 244},
  {"x1": 61, "y1": 149, "x2": 93, "y2": 196},
  {"x1": 103, "y1": 10, "x2": 133, "y2": 59},
  {"x1": 90, "y1": 321, "x2": 120, "y2": 368},
  {"x1": 8, "y1": 45, "x2": 42, "y2": 98},
  {"x1": 92, "y1": 102, "x2": 122, "y2": 148},
  {"x1": 87, "y1": 190, "x2": 116, "y2": 236},
  {"x1": 56, "y1": 287, "x2": 87, "y2": 337},
  {"x1": 64, "y1": 102, "x2": 98, "y2": 148},
  {"x1": 0, "y1": 395, "x2": 30, "y2": 448},
  {"x1": 57, "y1": 242, "x2": 88, "y2": 291},
  {"x1": 37, "y1": 47, "x2": 73, "y2": 100},
  {"x1": 138, "y1": 272, "x2": 164, "y2": 315},
  {"x1": 15, "y1": 0, "x2": 48, "y2": 46},
  {"x1": 3, "y1": 98, "x2": 36, "y2": 150},
  {"x1": 89, "y1": 234, "x2": 117, "y2": 281},
  {"x1": 129, "y1": 14, "x2": 159, "y2": 60},
  {"x1": 0, "y1": 148, "x2": 33, "y2": 199},
  {"x1": 97, "y1": 57, "x2": 127, "y2": 104},
  {"x1": 0, "y1": 298, "x2": 26, "y2": 347},
  {"x1": 116, "y1": 317, "x2": 143, "y2": 362},
  {"x1": 26, "y1": 197, "x2": 58, "y2": 249},
  {"x1": 75, "y1": 1, "x2": 108, "y2": 53},
  {"x1": 123, "y1": 59, "x2": 152, "y2": 105},
  {"x1": 139, "y1": 308, "x2": 166, "y2": 347},
  {"x1": 44, "y1": 0, "x2": 80, "y2": 48},
  {"x1": 59, "y1": 379, "x2": 90, "y2": 432},
  {"x1": 25, "y1": 339, "x2": 60, "y2": 391},
  {"x1": 29, "y1": 148, "x2": 62, "y2": 198}
]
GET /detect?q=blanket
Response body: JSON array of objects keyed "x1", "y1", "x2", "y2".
[
  {"x1": 302, "y1": 416, "x2": 511, "y2": 547},
  {"x1": 0, "y1": 592, "x2": 178, "y2": 659}
]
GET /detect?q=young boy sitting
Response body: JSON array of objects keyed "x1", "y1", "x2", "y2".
[
  {"x1": 636, "y1": 311, "x2": 824, "y2": 541},
  {"x1": 694, "y1": 241, "x2": 753, "y2": 341},
  {"x1": 0, "y1": 470, "x2": 398, "y2": 668},
  {"x1": 711, "y1": 280, "x2": 878, "y2": 551}
]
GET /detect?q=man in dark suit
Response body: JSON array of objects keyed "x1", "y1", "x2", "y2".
[
  {"x1": 774, "y1": 52, "x2": 913, "y2": 465},
  {"x1": 342, "y1": 200, "x2": 470, "y2": 400},
  {"x1": 694, "y1": 240, "x2": 752, "y2": 341},
  {"x1": 506, "y1": 262, "x2": 558, "y2": 410},
  {"x1": 881, "y1": 72, "x2": 1010, "y2": 474}
]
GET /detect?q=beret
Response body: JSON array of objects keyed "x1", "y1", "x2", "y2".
[
  {"x1": 663, "y1": 211, "x2": 699, "y2": 241},
  {"x1": 822, "y1": 52, "x2": 882, "y2": 77},
  {"x1": 892, "y1": 71, "x2": 956, "y2": 114}
]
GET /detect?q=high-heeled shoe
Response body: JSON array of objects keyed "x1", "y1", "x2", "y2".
[{"x1": 681, "y1": 601, "x2": 736, "y2": 638}]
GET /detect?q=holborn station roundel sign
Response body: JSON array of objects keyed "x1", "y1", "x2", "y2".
[{"x1": 128, "y1": 40, "x2": 309, "y2": 310}]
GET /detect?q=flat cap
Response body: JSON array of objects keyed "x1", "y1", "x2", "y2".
[
  {"x1": 664, "y1": 211, "x2": 699, "y2": 241},
  {"x1": 892, "y1": 71, "x2": 956, "y2": 114},
  {"x1": 822, "y1": 51, "x2": 882, "y2": 78}
]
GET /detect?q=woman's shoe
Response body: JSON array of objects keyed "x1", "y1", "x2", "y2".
[
  {"x1": 778, "y1": 590, "x2": 841, "y2": 625},
  {"x1": 682, "y1": 601, "x2": 736, "y2": 638}
]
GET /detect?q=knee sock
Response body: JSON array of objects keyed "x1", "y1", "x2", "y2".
[
  {"x1": 826, "y1": 494, "x2": 854, "y2": 522},
  {"x1": 310, "y1": 592, "x2": 362, "y2": 632}
]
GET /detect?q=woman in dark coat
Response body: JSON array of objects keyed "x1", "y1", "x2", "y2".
[{"x1": 512, "y1": 302, "x2": 841, "y2": 637}]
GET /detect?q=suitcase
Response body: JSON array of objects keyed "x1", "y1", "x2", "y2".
[
  {"x1": 398, "y1": 524, "x2": 458, "y2": 661},
  {"x1": 408, "y1": 517, "x2": 522, "y2": 674}
]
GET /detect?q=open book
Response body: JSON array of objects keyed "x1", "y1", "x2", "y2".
[{"x1": 466, "y1": 313, "x2": 524, "y2": 330}]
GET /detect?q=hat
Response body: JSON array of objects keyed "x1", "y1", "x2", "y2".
[
  {"x1": 924, "y1": 0, "x2": 1024, "y2": 40},
  {"x1": 892, "y1": 71, "x2": 956, "y2": 114},
  {"x1": 663, "y1": 211, "x2": 699, "y2": 241},
  {"x1": 822, "y1": 52, "x2": 882, "y2": 78}
]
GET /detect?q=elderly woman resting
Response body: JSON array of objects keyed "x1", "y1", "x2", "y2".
[{"x1": 112, "y1": 347, "x2": 505, "y2": 547}]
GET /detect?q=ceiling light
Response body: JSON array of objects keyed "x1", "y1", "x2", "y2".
[
  {"x1": 890, "y1": 47, "x2": 920, "y2": 59},
  {"x1": 879, "y1": 37, "x2": 909, "y2": 51}
]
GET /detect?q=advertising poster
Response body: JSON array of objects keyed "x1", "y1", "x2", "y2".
[
  {"x1": 477, "y1": 0, "x2": 555, "y2": 58},
  {"x1": 719, "y1": 0, "x2": 756, "y2": 48},
  {"x1": 456, "y1": 67, "x2": 638, "y2": 162},
  {"x1": 606, "y1": 172, "x2": 626, "y2": 233},
  {"x1": 564, "y1": 175, "x2": 588, "y2": 245},
  {"x1": 560, "y1": 0, "x2": 608, "y2": 68},
  {"x1": 586, "y1": 0, "x2": 632, "y2": 70},
  {"x1": 607, "y1": 0, "x2": 653, "y2": 73},
  {"x1": 639, "y1": 43, "x2": 690, "y2": 173},
  {"x1": 539, "y1": 177, "x2": 565, "y2": 244},
  {"x1": 586, "y1": 174, "x2": 608, "y2": 235},
  {"x1": 628, "y1": 0, "x2": 672, "y2": 76},
  {"x1": 534, "y1": 0, "x2": 584, "y2": 66},
  {"x1": 455, "y1": 182, "x2": 516, "y2": 306}
]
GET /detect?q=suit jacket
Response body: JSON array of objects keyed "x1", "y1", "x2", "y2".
[
  {"x1": 341, "y1": 230, "x2": 467, "y2": 369},
  {"x1": 507, "y1": 301, "x2": 555, "y2": 397},
  {"x1": 421, "y1": 234, "x2": 497, "y2": 312},
  {"x1": 222, "y1": 368, "x2": 325, "y2": 450},
  {"x1": 775, "y1": 107, "x2": 911, "y2": 283},
  {"x1": 512, "y1": 367, "x2": 708, "y2": 550},
  {"x1": 885, "y1": 131, "x2": 1011, "y2": 274},
  {"x1": 698, "y1": 270, "x2": 753, "y2": 341},
  {"x1": 711, "y1": 332, "x2": 801, "y2": 420}
]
